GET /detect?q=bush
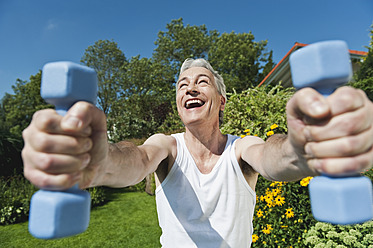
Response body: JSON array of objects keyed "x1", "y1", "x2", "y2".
[
  {"x1": 0, "y1": 175, "x2": 109, "y2": 225},
  {"x1": 221, "y1": 84, "x2": 294, "y2": 139},
  {"x1": 303, "y1": 221, "x2": 373, "y2": 248},
  {"x1": 252, "y1": 175, "x2": 316, "y2": 247},
  {"x1": 0, "y1": 175, "x2": 36, "y2": 225},
  {"x1": 88, "y1": 186, "x2": 108, "y2": 208}
]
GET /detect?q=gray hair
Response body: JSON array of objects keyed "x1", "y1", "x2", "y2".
[{"x1": 179, "y1": 58, "x2": 226, "y2": 126}]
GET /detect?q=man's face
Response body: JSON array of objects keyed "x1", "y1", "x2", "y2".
[{"x1": 176, "y1": 67, "x2": 225, "y2": 127}]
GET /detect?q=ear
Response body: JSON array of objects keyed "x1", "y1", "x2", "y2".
[{"x1": 220, "y1": 96, "x2": 226, "y2": 111}]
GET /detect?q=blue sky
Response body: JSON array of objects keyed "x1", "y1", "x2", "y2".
[{"x1": 0, "y1": 0, "x2": 372, "y2": 99}]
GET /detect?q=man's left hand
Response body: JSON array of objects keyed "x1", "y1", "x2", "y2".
[{"x1": 286, "y1": 86, "x2": 373, "y2": 175}]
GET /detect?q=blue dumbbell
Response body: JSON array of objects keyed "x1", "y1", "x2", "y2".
[
  {"x1": 28, "y1": 61, "x2": 98, "y2": 239},
  {"x1": 290, "y1": 40, "x2": 373, "y2": 225}
]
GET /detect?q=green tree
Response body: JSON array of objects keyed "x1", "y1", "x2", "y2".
[
  {"x1": 153, "y1": 18, "x2": 274, "y2": 94},
  {"x1": 356, "y1": 24, "x2": 373, "y2": 81},
  {"x1": 153, "y1": 18, "x2": 219, "y2": 75},
  {"x1": 208, "y1": 31, "x2": 274, "y2": 92},
  {"x1": 81, "y1": 39, "x2": 128, "y2": 115},
  {"x1": 2, "y1": 72, "x2": 51, "y2": 137},
  {"x1": 349, "y1": 23, "x2": 373, "y2": 101},
  {"x1": 111, "y1": 56, "x2": 175, "y2": 140},
  {"x1": 0, "y1": 128, "x2": 23, "y2": 178}
]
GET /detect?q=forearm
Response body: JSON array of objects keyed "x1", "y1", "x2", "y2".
[
  {"x1": 259, "y1": 134, "x2": 318, "y2": 181},
  {"x1": 90, "y1": 141, "x2": 150, "y2": 188}
]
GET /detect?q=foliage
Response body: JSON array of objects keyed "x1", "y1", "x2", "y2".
[
  {"x1": 303, "y1": 221, "x2": 373, "y2": 248},
  {"x1": 349, "y1": 24, "x2": 373, "y2": 101},
  {"x1": 0, "y1": 175, "x2": 108, "y2": 225},
  {"x1": 87, "y1": 186, "x2": 108, "y2": 208},
  {"x1": 80, "y1": 39, "x2": 128, "y2": 115},
  {"x1": 0, "y1": 129, "x2": 23, "y2": 178},
  {"x1": 153, "y1": 18, "x2": 219, "y2": 75},
  {"x1": 252, "y1": 176, "x2": 316, "y2": 247},
  {"x1": 0, "y1": 175, "x2": 36, "y2": 225},
  {"x1": 1, "y1": 72, "x2": 52, "y2": 137},
  {"x1": 355, "y1": 23, "x2": 373, "y2": 81},
  {"x1": 221, "y1": 84, "x2": 294, "y2": 138},
  {"x1": 153, "y1": 18, "x2": 275, "y2": 93},
  {"x1": 108, "y1": 56, "x2": 175, "y2": 141},
  {"x1": 208, "y1": 31, "x2": 275, "y2": 91},
  {"x1": 156, "y1": 101, "x2": 184, "y2": 134},
  {"x1": 348, "y1": 77, "x2": 373, "y2": 101}
]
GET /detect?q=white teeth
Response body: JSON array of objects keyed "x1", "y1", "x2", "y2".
[{"x1": 186, "y1": 99, "x2": 203, "y2": 108}]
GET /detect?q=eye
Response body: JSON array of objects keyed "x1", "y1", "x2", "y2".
[
  {"x1": 199, "y1": 80, "x2": 208, "y2": 86},
  {"x1": 178, "y1": 82, "x2": 188, "y2": 89}
]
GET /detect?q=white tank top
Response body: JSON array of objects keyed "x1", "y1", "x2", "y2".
[{"x1": 155, "y1": 133, "x2": 256, "y2": 248}]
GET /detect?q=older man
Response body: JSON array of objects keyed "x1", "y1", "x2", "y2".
[{"x1": 22, "y1": 58, "x2": 373, "y2": 247}]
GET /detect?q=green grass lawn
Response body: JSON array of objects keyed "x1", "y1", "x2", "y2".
[{"x1": 0, "y1": 189, "x2": 162, "y2": 247}]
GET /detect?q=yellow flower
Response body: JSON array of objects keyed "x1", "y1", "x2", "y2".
[
  {"x1": 260, "y1": 195, "x2": 265, "y2": 202},
  {"x1": 285, "y1": 208, "x2": 294, "y2": 219},
  {"x1": 252, "y1": 234, "x2": 259, "y2": 243},
  {"x1": 271, "y1": 188, "x2": 281, "y2": 196},
  {"x1": 240, "y1": 134, "x2": 246, "y2": 138},
  {"x1": 261, "y1": 224, "x2": 273, "y2": 235},
  {"x1": 264, "y1": 194, "x2": 273, "y2": 205},
  {"x1": 274, "y1": 195, "x2": 285, "y2": 206},
  {"x1": 270, "y1": 124, "x2": 278, "y2": 130},
  {"x1": 266, "y1": 130, "x2": 274, "y2": 136},
  {"x1": 300, "y1": 176, "x2": 313, "y2": 187},
  {"x1": 244, "y1": 129, "x2": 250, "y2": 133},
  {"x1": 256, "y1": 209, "x2": 264, "y2": 218}
]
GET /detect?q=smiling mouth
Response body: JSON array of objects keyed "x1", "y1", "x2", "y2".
[{"x1": 185, "y1": 99, "x2": 205, "y2": 109}]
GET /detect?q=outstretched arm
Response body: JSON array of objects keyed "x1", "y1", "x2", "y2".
[
  {"x1": 22, "y1": 102, "x2": 172, "y2": 190},
  {"x1": 91, "y1": 134, "x2": 173, "y2": 188},
  {"x1": 237, "y1": 86, "x2": 373, "y2": 182}
]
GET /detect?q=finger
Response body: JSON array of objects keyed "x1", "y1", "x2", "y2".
[
  {"x1": 32, "y1": 109, "x2": 63, "y2": 133},
  {"x1": 287, "y1": 88, "x2": 331, "y2": 122},
  {"x1": 305, "y1": 126, "x2": 373, "y2": 158},
  {"x1": 32, "y1": 109, "x2": 92, "y2": 136},
  {"x1": 308, "y1": 145, "x2": 373, "y2": 175},
  {"x1": 22, "y1": 147, "x2": 90, "y2": 174},
  {"x1": 304, "y1": 106, "x2": 372, "y2": 141},
  {"x1": 24, "y1": 165, "x2": 82, "y2": 190},
  {"x1": 61, "y1": 102, "x2": 106, "y2": 134},
  {"x1": 327, "y1": 86, "x2": 366, "y2": 116},
  {"x1": 28, "y1": 131, "x2": 93, "y2": 155}
]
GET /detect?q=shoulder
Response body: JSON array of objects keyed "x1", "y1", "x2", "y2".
[
  {"x1": 235, "y1": 135, "x2": 265, "y2": 156},
  {"x1": 142, "y1": 133, "x2": 177, "y2": 157},
  {"x1": 234, "y1": 135, "x2": 265, "y2": 173}
]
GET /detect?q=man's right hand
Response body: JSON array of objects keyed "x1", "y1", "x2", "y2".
[{"x1": 22, "y1": 102, "x2": 109, "y2": 190}]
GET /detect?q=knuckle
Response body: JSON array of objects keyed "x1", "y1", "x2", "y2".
[
  {"x1": 34, "y1": 133, "x2": 54, "y2": 152},
  {"x1": 338, "y1": 117, "x2": 355, "y2": 134},
  {"x1": 337, "y1": 138, "x2": 356, "y2": 155},
  {"x1": 38, "y1": 153, "x2": 55, "y2": 171},
  {"x1": 22, "y1": 126, "x2": 31, "y2": 140}
]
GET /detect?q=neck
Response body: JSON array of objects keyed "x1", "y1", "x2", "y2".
[{"x1": 184, "y1": 124, "x2": 226, "y2": 156}]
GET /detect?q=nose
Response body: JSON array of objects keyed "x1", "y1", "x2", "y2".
[{"x1": 186, "y1": 83, "x2": 199, "y2": 95}]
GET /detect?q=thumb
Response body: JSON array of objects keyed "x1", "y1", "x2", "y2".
[
  {"x1": 61, "y1": 102, "x2": 97, "y2": 135},
  {"x1": 287, "y1": 88, "x2": 330, "y2": 124}
]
